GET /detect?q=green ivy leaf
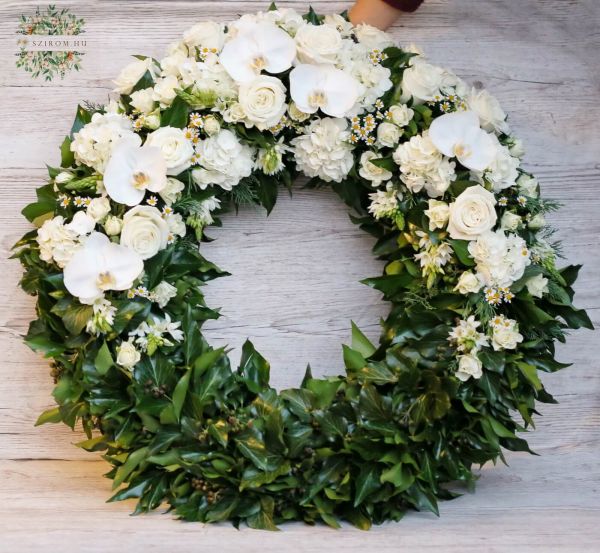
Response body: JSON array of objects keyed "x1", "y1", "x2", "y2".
[{"x1": 95, "y1": 341, "x2": 114, "y2": 376}]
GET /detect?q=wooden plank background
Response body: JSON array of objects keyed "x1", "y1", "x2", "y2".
[{"x1": 0, "y1": 0, "x2": 598, "y2": 550}]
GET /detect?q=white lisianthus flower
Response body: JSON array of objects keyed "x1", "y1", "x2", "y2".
[
  {"x1": 238, "y1": 75, "x2": 287, "y2": 130},
  {"x1": 447, "y1": 185, "x2": 497, "y2": 240},
  {"x1": 517, "y1": 174, "x2": 539, "y2": 198},
  {"x1": 116, "y1": 339, "x2": 142, "y2": 370},
  {"x1": 291, "y1": 118, "x2": 354, "y2": 183},
  {"x1": 377, "y1": 122, "x2": 402, "y2": 148},
  {"x1": 70, "y1": 112, "x2": 135, "y2": 174},
  {"x1": 192, "y1": 129, "x2": 255, "y2": 191},
  {"x1": 140, "y1": 112, "x2": 161, "y2": 130},
  {"x1": 130, "y1": 87, "x2": 156, "y2": 114},
  {"x1": 389, "y1": 104, "x2": 414, "y2": 127},
  {"x1": 145, "y1": 126, "x2": 194, "y2": 176},
  {"x1": 500, "y1": 211, "x2": 521, "y2": 231},
  {"x1": 183, "y1": 21, "x2": 225, "y2": 51},
  {"x1": 113, "y1": 57, "x2": 154, "y2": 95},
  {"x1": 480, "y1": 138, "x2": 520, "y2": 192},
  {"x1": 528, "y1": 213, "x2": 546, "y2": 230},
  {"x1": 104, "y1": 135, "x2": 168, "y2": 206},
  {"x1": 429, "y1": 111, "x2": 497, "y2": 172},
  {"x1": 354, "y1": 23, "x2": 395, "y2": 50},
  {"x1": 120, "y1": 205, "x2": 170, "y2": 260},
  {"x1": 221, "y1": 102, "x2": 247, "y2": 124},
  {"x1": 359, "y1": 151, "x2": 393, "y2": 186},
  {"x1": 159, "y1": 50, "x2": 189, "y2": 79},
  {"x1": 456, "y1": 353, "x2": 483, "y2": 382},
  {"x1": 490, "y1": 316, "x2": 523, "y2": 351},
  {"x1": 151, "y1": 281, "x2": 178, "y2": 308},
  {"x1": 36, "y1": 216, "x2": 79, "y2": 268},
  {"x1": 159, "y1": 177, "x2": 185, "y2": 206},
  {"x1": 256, "y1": 140, "x2": 288, "y2": 175},
  {"x1": 401, "y1": 60, "x2": 446, "y2": 103},
  {"x1": 424, "y1": 199, "x2": 450, "y2": 230},
  {"x1": 295, "y1": 23, "x2": 342, "y2": 64},
  {"x1": 289, "y1": 64, "x2": 363, "y2": 118},
  {"x1": 467, "y1": 88, "x2": 509, "y2": 134},
  {"x1": 454, "y1": 271, "x2": 483, "y2": 295},
  {"x1": 219, "y1": 22, "x2": 296, "y2": 83},
  {"x1": 66, "y1": 211, "x2": 96, "y2": 236},
  {"x1": 87, "y1": 197, "x2": 111, "y2": 222},
  {"x1": 63, "y1": 232, "x2": 143, "y2": 303},
  {"x1": 104, "y1": 215, "x2": 123, "y2": 236},
  {"x1": 152, "y1": 75, "x2": 179, "y2": 108},
  {"x1": 526, "y1": 273, "x2": 549, "y2": 298}
]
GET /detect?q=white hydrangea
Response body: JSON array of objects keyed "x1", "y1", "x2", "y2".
[
  {"x1": 36, "y1": 216, "x2": 79, "y2": 268},
  {"x1": 393, "y1": 134, "x2": 456, "y2": 197},
  {"x1": 468, "y1": 230, "x2": 531, "y2": 288},
  {"x1": 70, "y1": 112, "x2": 135, "y2": 173},
  {"x1": 178, "y1": 56, "x2": 237, "y2": 102},
  {"x1": 192, "y1": 129, "x2": 255, "y2": 191},
  {"x1": 291, "y1": 118, "x2": 354, "y2": 183}
]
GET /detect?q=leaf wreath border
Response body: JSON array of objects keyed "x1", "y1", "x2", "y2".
[{"x1": 13, "y1": 5, "x2": 593, "y2": 530}]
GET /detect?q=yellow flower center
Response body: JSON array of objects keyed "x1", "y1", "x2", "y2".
[
  {"x1": 132, "y1": 171, "x2": 150, "y2": 190},
  {"x1": 96, "y1": 271, "x2": 116, "y2": 290},
  {"x1": 453, "y1": 142, "x2": 472, "y2": 159},
  {"x1": 308, "y1": 91, "x2": 327, "y2": 109},
  {"x1": 250, "y1": 55, "x2": 267, "y2": 71}
]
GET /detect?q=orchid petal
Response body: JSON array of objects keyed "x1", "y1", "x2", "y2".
[
  {"x1": 134, "y1": 145, "x2": 168, "y2": 193},
  {"x1": 254, "y1": 23, "x2": 296, "y2": 74},
  {"x1": 102, "y1": 242, "x2": 144, "y2": 290},
  {"x1": 289, "y1": 64, "x2": 322, "y2": 114},
  {"x1": 320, "y1": 66, "x2": 363, "y2": 118},
  {"x1": 219, "y1": 35, "x2": 258, "y2": 83},
  {"x1": 459, "y1": 126, "x2": 497, "y2": 171},
  {"x1": 429, "y1": 110, "x2": 480, "y2": 157}
]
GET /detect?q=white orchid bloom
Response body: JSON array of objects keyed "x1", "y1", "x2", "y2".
[
  {"x1": 63, "y1": 232, "x2": 144, "y2": 304},
  {"x1": 289, "y1": 64, "x2": 363, "y2": 118},
  {"x1": 429, "y1": 110, "x2": 497, "y2": 171},
  {"x1": 219, "y1": 22, "x2": 296, "y2": 83},
  {"x1": 104, "y1": 135, "x2": 168, "y2": 207}
]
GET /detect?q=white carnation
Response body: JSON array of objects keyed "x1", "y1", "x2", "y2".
[
  {"x1": 192, "y1": 129, "x2": 255, "y2": 191},
  {"x1": 291, "y1": 118, "x2": 354, "y2": 183}
]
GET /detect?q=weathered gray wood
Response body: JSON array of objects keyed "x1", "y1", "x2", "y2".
[{"x1": 0, "y1": 0, "x2": 599, "y2": 550}]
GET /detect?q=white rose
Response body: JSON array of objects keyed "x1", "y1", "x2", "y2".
[
  {"x1": 492, "y1": 326, "x2": 523, "y2": 351},
  {"x1": 183, "y1": 21, "x2": 225, "y2": 51},
  {"x1": 203, "y1": 115, "x2": 221, "y2": 136},
  {"x1": 467, "y1": 88, "x2": 509, "y2": 134},
  {"x1": 145, "y1": 126, "x2": 194, "y2": 176},
  {"x1": 354, "y1": 23, "x2": 395, "y2": 50},
  {"x1": 159, "y1": 177, "x2": 185, "y2": 205},
  {"x1": 295, "y1": 23, "x2": 342, "y2": 64},
  {"x1": 159, "y1": 51, "x2": 188, "y2": 78},
  {"x1": 401, "y1": 61, "x2": 446, "y2": 103},
  {"x1": 456, "y1": 353, "x2": 483, "y2": 382},
  {"x1": 517, "y1": 174, "x2": 539, "y2": 198},
  {"x1": 87, "y1": 197, "x2": 111, "y2": 222},
  {"x1": 130, "y1": 87, "x2": 156, "y2": 114},
  {"x1": 500, "y1": 211, "x2": 521, "y2": 231},
  {"x1": 152, "y1": 75, "x2": 179, "y2": 107},
  {"x1": 116, "y1": 339, "x2": 141, "y2": 369},
  {"x1": 454, "y1": 271, "x2": 483, "y2": 295},
  {"x1": 239, "y1": 75, "x2": 287, "y2": 130},
  {"x1": 528, "y1": 213, "x2": 545, "y2": 230},
  {"x1": 323, "y1": 14, "x2": 355, "y2": 37},
  {"x1": 104, "y1": 215, "x2": 123, "y2": 236},
  {"x1": 388, "y1": 104, "x2": 414, "y2": 127},
  {"x1": 151, "y1": 281, "x2": 178, "y2": 308},
  {"x1": 222, "y1": 102, "x2": 247, "y2": 124},
  {"x1": 113, "y1": 58, "x2": 153, "y2": 95},
  {"x1": 447, "y1": 185, "x2": 498, "y2": 240},
  {"x1": 377, "y1": 122, "x2": 402, "y2": 148},
  {"x1": 526, "y1": 273, "x2": 549, "y2": 298},
  {"x1": 120, "y1": 205, "x2": 169, "y2": 260},
  {"x1": 140, "y1": 113, "x2": 161, "y2": 130},
  {"x1": 424, "y1": 199, "x2": 450, "y2": 230},
  {"x1": 359, "y1": 151, "x2": 393, "y2": 186}
]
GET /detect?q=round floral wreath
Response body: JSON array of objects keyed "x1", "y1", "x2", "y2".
[{"x1": 15, "y1": 5, "x2": 592, "y2": 530}]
